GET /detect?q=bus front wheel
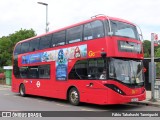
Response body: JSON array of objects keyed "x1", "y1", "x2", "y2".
[
  {"x1": 68, "y1": 87, "x2": 80, "y2": 106},
  {"x1": 19, "y1": 84, "x2": 26, "y2": 97}
]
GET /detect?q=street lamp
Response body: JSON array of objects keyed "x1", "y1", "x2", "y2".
[{"x1": 37, "y1": 2, "x2": 49, "y2": 33}]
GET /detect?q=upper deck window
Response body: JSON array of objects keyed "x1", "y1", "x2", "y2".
[
  {"x1": 83, "y1": 23, "x2": 93, "y2": 40},
  {"x1": 91, "y1": 20, "x2": 104, "y2": 38},
  {"x1": 29, "y1": 38, "x2": 40, "y2": 52},
  {"x1": 52, "y1": 31, "x2": 66, "y2": 47},
  {"x1": 109, "y1": 20, "x2": 139, "y2": 40},
  {"x1": 66, "y1": 25, "x2": 83, "y2": 44},
  {"x1": 21, "y1": 42, "x2": 30, "y2": 54},
  {"x1": 14, "y1": 43, "x2": 21, "y2": 55},
  {"x1": 84, "y1": 20, "x2": 104, "y2": 40},
  {"x1": 39, "y1": 34, "x2": 52, "y2": 50}
]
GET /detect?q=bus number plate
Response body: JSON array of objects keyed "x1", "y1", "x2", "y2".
[{"x1": 131, "y1": 98, "x2": 138, "y2": 102}]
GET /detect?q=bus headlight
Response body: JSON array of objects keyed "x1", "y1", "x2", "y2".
[{"x1": 104, "y1": 84, "x2": 126, "y2": 95}]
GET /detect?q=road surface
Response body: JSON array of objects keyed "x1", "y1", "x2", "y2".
[{"x1": 0, "y1": 86, "x2": 160, "y2": 119}]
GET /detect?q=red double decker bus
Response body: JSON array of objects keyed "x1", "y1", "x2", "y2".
[{"x1": 12, "y1": 15, "x2": 146, "y2": 105}]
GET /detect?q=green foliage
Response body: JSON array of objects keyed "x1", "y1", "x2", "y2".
[
  {"x1": 156, "y1": 62, "x2": 160, "y2": 78},
  {"x1": 143, "y1": 40, "x2": 160, "y2": 78},
  {"x1": 143, "y1": 40, "x2": 151, "y2": 58},
  {"x1": 143, "y1": 40, "x2": 160, "y2": 58},
  {"x1": 155, "y1": 47, "x2": 160, "y2": 57},
  {"x1": 0, "y1": 29, "x2": 36, "y2": 67},
  {"x1": 0, "y1": 67, "x2": 4, "y2": 73}
]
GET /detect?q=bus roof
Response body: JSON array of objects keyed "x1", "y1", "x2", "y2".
[{"x1": 17, "y1": 15, "x2": 135, "y2": 44}]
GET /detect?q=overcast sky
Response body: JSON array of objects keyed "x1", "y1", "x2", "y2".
[{"x1": 0, "y1": 0, "x2": 160, "y2": 40}]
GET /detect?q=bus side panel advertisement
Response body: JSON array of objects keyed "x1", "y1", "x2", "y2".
[
  {"x1": 56, "y1": 49, "x2": 68, "y2": 80},
  {"x1": 21, "y1": 44, "x2": 87, "y2": 64}
]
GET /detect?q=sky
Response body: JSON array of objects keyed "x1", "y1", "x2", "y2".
[{"x1": 0, "y1": 0, "x2": 160, "y2": 40}]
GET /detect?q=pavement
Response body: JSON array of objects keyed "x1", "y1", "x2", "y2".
[
  {"x1": 131, "y1": 91, "x2": 160, "y2": 107},
  {"x1": 0, "y1": 84, "x2": 160, "y2": 107},
  {"x1": 0, "y1": 84, "x2": 11, "y2": 88}
]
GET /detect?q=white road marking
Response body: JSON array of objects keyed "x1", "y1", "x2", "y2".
[
  {"x1": 81, "y1": 108, "x2": 95, "y2": 111},
  {"x1": 56, "y1": 104, "x2": 66, "y2": 107},
  {"x1": 56, "y1": 103, "x2": 70, "y2": 107},
  {"x1": 13, "y1": 96, "x2": 19, "y2": 98}
]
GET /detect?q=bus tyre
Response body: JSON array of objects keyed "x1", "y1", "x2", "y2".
[
  {"x1": 68, "y1": 87, "x2": 80, "y2": 106},
  {"x1": 19, "y1": 84, "x2": 26, "y2": 97}
]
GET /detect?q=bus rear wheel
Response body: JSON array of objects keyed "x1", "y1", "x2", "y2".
[
  {"x1": 19, "y1": 84, "x2": 26, "y2": 97},
  {"x1": 68, "y1": 87, "x2": 80, "y2": 106}
]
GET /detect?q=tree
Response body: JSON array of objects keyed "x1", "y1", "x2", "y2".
[
  {"x1": 142, "y1": 40, "x2": 160, "y2": 58},
  {"x1": 143, "y1": 40, "x2": 151, "y2": 58},
  {"x1": 0, "y1": 29, "x2": 36, "y2": 68},
  {"x1": 143, "y1": 40, "x2": 160, "y2": 77},
  {"x1": 155, "y1": 47, "x2": 160, "y2": 57}
]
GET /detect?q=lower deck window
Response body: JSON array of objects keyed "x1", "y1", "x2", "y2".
[
  {"x1": 19, "y1": 64, "x2": 50, "y2": 79},
  {"x1": 39, "y1": 65, "x2": 50, "y2": 79},
  {"x1": 68, "y1": 58, "x2": 105, "y2": 80}
]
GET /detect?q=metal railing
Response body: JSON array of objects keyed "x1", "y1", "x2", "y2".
[{"x1": 155, "y1": 79, "x2": 160, "y2": 99}]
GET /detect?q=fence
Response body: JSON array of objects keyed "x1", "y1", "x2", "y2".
[
  {"x1": 0, "y1": 78, "x2": 5, "y2": 85},
  {"x1": 0, "y1": 72, "x2": 5, "y2": 84},
  {"x1": 155, "y1": 79, "x2": 160, "y2": 99}
]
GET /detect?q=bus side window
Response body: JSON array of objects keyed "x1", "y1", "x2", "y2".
[
  {"x1": 97, "y1": 59, "x2": 105, "y2": 78},
  {"x1": 13, "y1": 59, "x2": 20, "y2": 78},
  {"x1": 28, "y1": 66, "x2": 39, "y2": 79},
  {"x1": 51, "y1": 33, "x2": 56, "y2": 47},
  {"x1": 29, "y1": 38, "x2": 40, "y2": 52},
  {"x1": 14, "y1": 43, "x2": 21, "y2": 56},
  {"x1": 91, "y1": 20, "x2": 104, "y2": 39},
  {"x1": 66, "y1": 25, "x2": 83, "y2": 44},
  {"x1": 52, "y1": 31, "x2": 66, "y2": 47},
  {"x1": 19, "y1": 67, "x2": 28, "y2": 78},
  {"x1": 83, "y1": 23, "x2": 93, "y2": 40},
  {"x1": 39, "y1": 35, "x2": 52, "y2": 50},
  {"x1": 68, "y1": 60, "x2": 88, "y2": 79},
  {"x1": 69, "y1": 59, "x2": 105, "y2": 80},
  {"x1": 21, "y1": 41, "x2": 30, "y2": 54},
  {"x1": 39, "y1": 65, "x2": 50, "y2": 79},
  {"x1": 88, "y1": 59, "x2": 97, "y2": 79}
]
